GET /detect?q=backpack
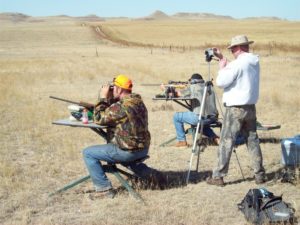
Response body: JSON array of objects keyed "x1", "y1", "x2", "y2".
[{"x1": 238, "y1": 188, "x2": 295, "y2": 225}]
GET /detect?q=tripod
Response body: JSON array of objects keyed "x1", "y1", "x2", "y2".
[
  {"x1": 186, "y1": 54, "x2": 245, "y2": 184},
  {"x1": 186, "y1": 80, "x2": 212, "y2": 184}
]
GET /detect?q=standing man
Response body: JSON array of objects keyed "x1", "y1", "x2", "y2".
[
  {"x1": 207, "y1": 35, "x2": 266, "y2": 186},
  {"x1": 83, "y1": 74, "x2": 155, "y2": 198}
]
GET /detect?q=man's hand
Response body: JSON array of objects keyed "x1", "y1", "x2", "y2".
[
  {"x1": 219, "y1": 58, "x2": 228, "y2": 69},
  {"x1": 100, "y1": 84, "x2": 111, "y2": 98},
  {"x1": 212, "y1": 47, "x2": 228, "y2": 69},
  {"x1": 212, "y1": 47, "x2": 223, "y2": 60}
]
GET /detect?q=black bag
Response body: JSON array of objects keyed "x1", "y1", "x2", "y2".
[{"x1": 238, "y1": 188, "x2": 295, "y2": 225}]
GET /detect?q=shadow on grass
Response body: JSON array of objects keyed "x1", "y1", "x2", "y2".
[
  {"x1": 222, "y1": 167, "x2": 299, "y2": 186},
  {"x1": 234, "y1": 137, "x2": 282, "y2": 147},
  {"x1": 259, "y1": 137, "x2": 281, "y2": 144},
  {"x1": 132, "y1": 169, "x2": 212, "y2": 190},
  {"x1": 136, "y1": 166, "x2": 295, "y2": 190},
  {"x1": 146, "y1": 166, "x2": 289, "y2": 189},
  {"x1": 163, "y1": 169, "x2": 212, "y2": 188}
]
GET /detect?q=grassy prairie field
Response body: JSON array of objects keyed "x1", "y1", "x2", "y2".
[{"x1": 0, "y1": 16, "x2": 299, "y2": 225}]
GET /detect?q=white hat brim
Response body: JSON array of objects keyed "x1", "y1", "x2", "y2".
[{"x1": 227, "y1": 41, "x2": 254, "y2": 49}]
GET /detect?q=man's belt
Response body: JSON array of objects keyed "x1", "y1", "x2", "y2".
[{"x1": 224, "y1": 103, "x2": 254, "y2": 108}]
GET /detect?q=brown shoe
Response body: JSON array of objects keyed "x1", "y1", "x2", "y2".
[
  {"x1": 213, "y1": 137, "x2": 220, "y2": 145},
  {"x1": 255, "y1": 176, "x2": 266, "y2": 185},
  {"x1": 175, "y1": 141, "x2": 188, "y2": 147},
  {"x1": 88, "y1": 189, "x2": 116, "y2": 200},
  {"x1": 206, "y1": 177, "x2": 225, "y2": 186}
]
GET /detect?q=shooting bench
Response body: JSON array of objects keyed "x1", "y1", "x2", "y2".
[
  {"x1": 152, "y1": 97, "x2": 281, "y2": 146},
  {"x1": 152, "y1": 97, "x2": 222, "y2": 147},
  {"x1": 50, "y1": 119, "x2": 148, "y2": 203}
]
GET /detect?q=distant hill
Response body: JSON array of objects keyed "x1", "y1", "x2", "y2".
[
  {"x1": 138, "y1": 10, "x2": 285, "y2": 21},
  {"x1": 243, "y1": 16, "x2": 283, "y2": 21},
  {"x1": 148, "y1": 10, "x2": 170, "y2": 19},
  {"x1": 0, "y1": 12, "x2": 105, "y2": 22},
  {"x1": 75, "y1": 14, "x2": 105, "y2": 22},
  {"x1": 0, "y1": 12, "x2": 31, "y2": 22},
  {"x1": 0, "y1": 11, "x2": 286, "y2": 22},
  {"x1": 172, "y1": 12, "x2": 233, "y2": 20},
  {"x1": 136, "y1": 10, "x2": 170, "y2": 20},
  {"x1": 137, "y1": 10, "x2": 234, "y2": 20}
]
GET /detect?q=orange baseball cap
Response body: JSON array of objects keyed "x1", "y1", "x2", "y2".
[{"x1": 113, "y1": 74, "x2": 133, "y2": 91}]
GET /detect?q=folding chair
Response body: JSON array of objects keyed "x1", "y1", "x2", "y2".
[{"x1": 49, "y1": 155, "x2": 150, "y2": 203}]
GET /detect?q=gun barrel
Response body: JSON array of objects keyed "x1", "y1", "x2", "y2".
[
  {"x1": 50, "y1": 96, "x2": 94, "y2": 111},
  {"x1": 49, "y1": 96, "x2": 80, "y2": 105},
  {"x1": 140, "y1": 84, "x2": 162, "y2": 86},
  {"x1": 141, "y1": 82, "x2": 188, "y2": 87},
  {"x1": 168, "y1": 81, "x2": 189, "y2": 85}
]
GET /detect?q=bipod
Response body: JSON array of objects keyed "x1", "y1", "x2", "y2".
[{"x1": 186, "y1": 80, "x2": 212, "y2": 184}]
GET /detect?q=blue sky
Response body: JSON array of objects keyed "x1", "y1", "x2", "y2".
[{"x1": 0, "y1": 0, "x2": 299, "y2": 21}]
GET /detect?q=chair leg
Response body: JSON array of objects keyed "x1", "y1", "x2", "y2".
[
  {"x1": 159, "y1": 136, "x2": 177, "y2": 147},
  {"x1": 49, "y1": 175, "x2": 90, "y2": 197},
  {"x1": 49, "y1": 165, "x2": 146, "y2": 203},
  {"x1": 111, "y1": 170, "x2": 145, "y2": 204}
]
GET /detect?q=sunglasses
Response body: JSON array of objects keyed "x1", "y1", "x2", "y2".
[{"x1": 230, "y1": 46, "x2": 237, "y2": 53}]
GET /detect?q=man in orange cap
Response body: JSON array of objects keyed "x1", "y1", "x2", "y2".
[{"x1": 82, "y1": 74, "x2": 160, "y2": 198}]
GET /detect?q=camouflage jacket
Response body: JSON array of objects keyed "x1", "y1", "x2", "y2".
[{"x1": 93, "y1": 93, "x2": 151, "y2": 151}]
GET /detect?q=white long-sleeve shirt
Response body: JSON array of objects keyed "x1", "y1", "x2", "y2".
[{"x1": 216, "y1": 52, "x2": 260, "y2": 106}]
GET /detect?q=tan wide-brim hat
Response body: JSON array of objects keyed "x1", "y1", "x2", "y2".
[{"x1": 227, "y1": 35, "x2": 254, "y2": 49}]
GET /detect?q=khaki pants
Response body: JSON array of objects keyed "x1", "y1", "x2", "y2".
[{"x1": 212, "y1": 105, "x2": 265, "y2": 179}]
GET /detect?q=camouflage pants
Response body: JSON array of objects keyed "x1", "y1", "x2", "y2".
[{"x1": 212, "y1": 105, "x2": 265, "y2": 178}]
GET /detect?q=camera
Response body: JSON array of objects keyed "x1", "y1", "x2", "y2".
[{"x1": 205, "y1": 48, "x2": 215, "y2": 62}]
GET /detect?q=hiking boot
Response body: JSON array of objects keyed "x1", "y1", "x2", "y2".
[
  {"x1": 255, "y1": 176, "x2": 266, "y2": 185},
  {"x1": 175, "y1": 141, "x2": 189, "y2": 147},
  {"x1": 212, "y1": 137, "x2": 220, "y2": 145},
  {"x1": 206, "y1": 177, "x2": 225, "y2": 187},
  {"x1": 88, "y1": 189, "x2": 116, "y2": 200}
]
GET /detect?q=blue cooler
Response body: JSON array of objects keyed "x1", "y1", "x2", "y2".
[{"x1": 281, "y1": 135, "x2": 300, "y2": 167}]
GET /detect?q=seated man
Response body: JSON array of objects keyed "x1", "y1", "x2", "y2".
[
  {"x1": 82, "y1": 74, "x2": 157, "y2": 198},
  {"x1": 171, "y1": 73, "x2": 220, "y2": 147}
]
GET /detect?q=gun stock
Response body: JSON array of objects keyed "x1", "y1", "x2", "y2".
[{"x1": 78, "y1": 101, "x2": 94, "y2": 112}]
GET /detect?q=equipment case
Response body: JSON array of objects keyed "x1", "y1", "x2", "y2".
[{"x1": 281, "y1": 135, "x2": 300, "y2": 167}]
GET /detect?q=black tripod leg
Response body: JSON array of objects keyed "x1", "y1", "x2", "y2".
[
  {"x1": 195, "y1": 145, "x2": 201, "y2": 172},
  {"x1": 233, "y1": 147, "x2": 245, "y2": 181}
]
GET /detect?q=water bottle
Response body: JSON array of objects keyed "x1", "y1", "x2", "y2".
[{"x1": 82, "y1": 108, "x2": 88, "y2": 124}]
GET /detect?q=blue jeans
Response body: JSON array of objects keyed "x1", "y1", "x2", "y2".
[
  {"x1": 173, "y1": 111, "x2": 218, "y2": 141},
  {"x1": 83, "y1": 144, "x2": 152, "y2": 191}
]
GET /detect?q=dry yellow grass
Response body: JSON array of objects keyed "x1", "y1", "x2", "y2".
[
  {"x1": 96, "y1": 19, "x2": 300, "y2": 52},
  {"x1": 0, "y1": 17, "x2": 299, "y2": 225}
]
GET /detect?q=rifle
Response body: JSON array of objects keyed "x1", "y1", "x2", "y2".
[
  {"x1": 49, "y1": 96, "x2": 94, "y2": 112},
  {"x1": 141, "y1": 80, "x2": 189, "y2": 88}
]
